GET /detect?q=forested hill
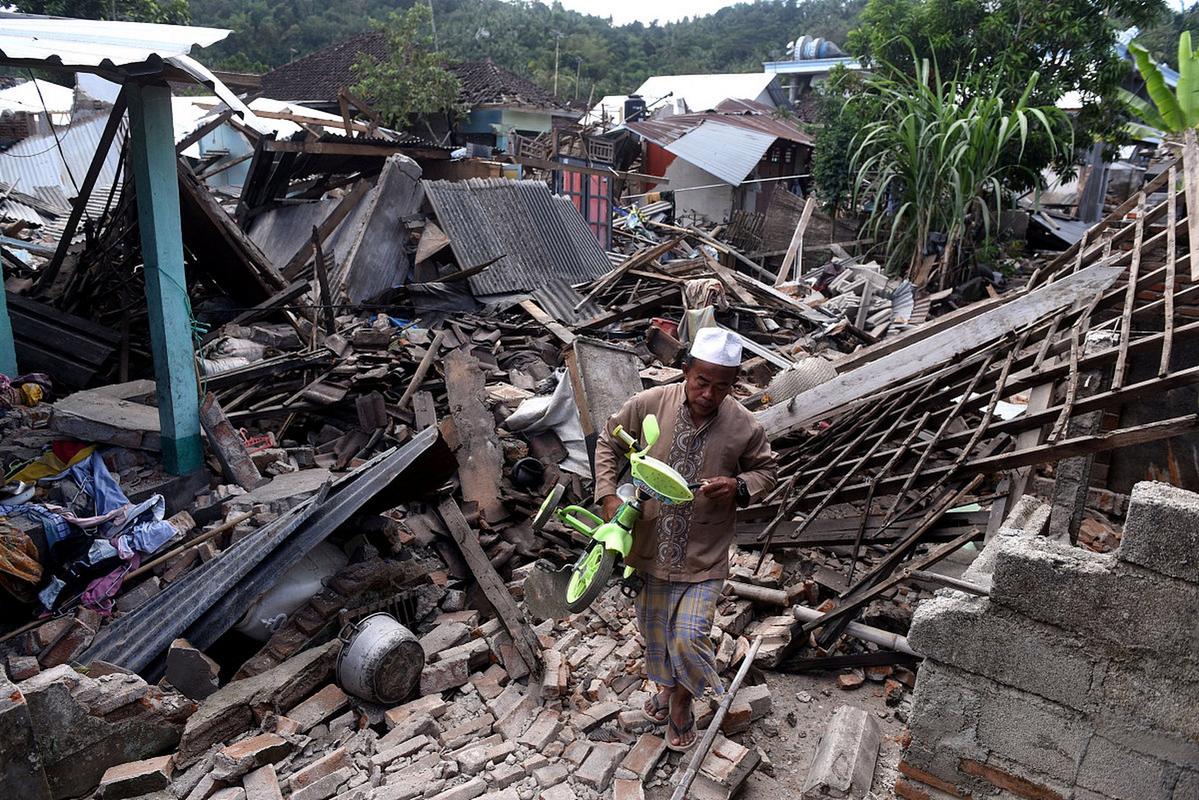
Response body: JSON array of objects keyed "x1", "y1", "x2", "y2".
[{"x1": 191, "y1": 0, "x2": 867, "y2": 100}]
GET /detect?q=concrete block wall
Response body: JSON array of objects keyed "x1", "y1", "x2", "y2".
[{"x1": 896, "y1": 481, "x2": 1199, "y2": 800}]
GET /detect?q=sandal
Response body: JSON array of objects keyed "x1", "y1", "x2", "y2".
[
  {"x1": 642, "y1": 692, "x2": 670, "y2": 725},
  {"x1": 665, "y1": 703, "x2": 697, "y2": 752}
]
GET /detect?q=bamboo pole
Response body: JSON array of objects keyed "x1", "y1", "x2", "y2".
[{"x1": 670, "y1": 636, "x2": 763, "y2": 800}]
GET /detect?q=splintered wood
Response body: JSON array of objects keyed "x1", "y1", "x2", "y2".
[{"x1": 444, "y1": 349, "x2": 507, "y2": 524}]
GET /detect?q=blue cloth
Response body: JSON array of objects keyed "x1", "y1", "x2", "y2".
[
  {"x1": 0, "y1": 502, "x2": 71, "y2": 547},
  {"x1": 46, "y1": 454, "x2": 173, "y2": 555},
  {"x1": 55, "y1": 453, "x2": 128, "y2": 518}
]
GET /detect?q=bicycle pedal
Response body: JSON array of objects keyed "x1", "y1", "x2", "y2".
[{"x1": 620, "y1": 573, "x2": 644, "y2": 599}]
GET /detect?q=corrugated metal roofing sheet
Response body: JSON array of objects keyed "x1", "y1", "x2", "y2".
[
  {"x1": 664, "y1": 121, "x2": 777, "y2": 186},
  {"x1": 0, "y1": 113, "x2": 127, "y2": 195},
  {"x1": 0, "y1": 13, "x2": 229, "y2": 72},
  {"x1": 423, "y1": 178, "x2": 611, "y2": 296}
]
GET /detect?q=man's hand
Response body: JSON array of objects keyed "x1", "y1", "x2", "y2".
[
  {"x1": 699, "y1": 476, "x2": 738, "y2": 502},
  {"x1": 601, "y1": 494, "x2": 621, "y2": 521}
]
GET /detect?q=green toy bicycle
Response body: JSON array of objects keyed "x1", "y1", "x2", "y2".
[{"x1": 529, "y1": 414, "x2": 694, "y2": 614}]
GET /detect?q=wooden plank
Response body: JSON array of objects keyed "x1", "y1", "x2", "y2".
[
  {"x1": 398, "y1": 330, "x2": 447, "y2": 410},
  {"x1": 38, "y1": 88, "x2": 129, "y2": 290},
  {"x1": 1184, "y1": 129, "x2": 1199, "y2": 284},
  {"x1": 444, "y1": 349, "x2": 508, "y2": 524},
  {"x1": 577, "y1": 288, "x2": 674, "y2": 331},
  {"x1": 575, "y1": 236, "x2": 681, "y2": 310},
  {"x1": 775, "y1": 195, "x2": 815, "y2": 286},
  {"x1": 519, "y1": 299, "x2": 576, "y2": 345},
  {"x1": 413, "y1": 391, "x2": 437, "y2": 431},
  {"x1": 1112, "y1": 191, "x2": 1146, "y2": 390},
  {"x1": 567, "y1": 337, "x2": 644, "y2": 438},
  {"x1": 177, "y1": 160, "x2": 287, "y2": 293},
  {"x1": 199, "y1": 392, "x2": 267, "y2": 490},
  {"x1": 757, "y1": 264, "x2": 1125, "y2": 438},
  {"x1": 438, "y1": 498, "x2": 542, "y2": 676},
  {"x1": 311, "y1": 226, "x2": 336, "y2": 335},
  {"x1": 1163, "y1": 165, "x2": 1179, "y2": 378}
]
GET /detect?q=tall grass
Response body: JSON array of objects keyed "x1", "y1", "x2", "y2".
[{"x1": 850, "y1": 49, "x2": 1067, "y2": 286}]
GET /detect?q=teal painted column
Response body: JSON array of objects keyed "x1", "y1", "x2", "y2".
[
  {"x1": 127, "y1": 82, "x2": 202, "y2": 475},
  {"x1": 0, "y1": 258, "x2": 16, "y2": 376}
]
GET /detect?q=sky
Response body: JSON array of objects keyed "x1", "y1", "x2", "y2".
[{"x1": 545, "y1": 0, "x2": 744, "y2": 26}]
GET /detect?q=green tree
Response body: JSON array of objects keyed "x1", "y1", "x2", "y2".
[
  {"x1": 351, "y1": 4, "x2": 464, "y2": 130},
  {"x1": 1121, "y1": 30, "x2": 1199, "y2": 135},
  {"x1": 848, "y1": 0, "x2": 1165, "y2": 174},
  {"x1": 849, "y1": 47, "x2": 1066, "y2": 284},
  {"x1": 810, "y1": 67, "x2": 875, "y2": 217},
  {"x1": 14, "y1": 0, "x2": 190, "y2": 24}
]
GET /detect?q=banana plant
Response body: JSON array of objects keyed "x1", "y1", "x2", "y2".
[{"x1": 1120, "y1": 32, "x2": 1199, "y2": 137}]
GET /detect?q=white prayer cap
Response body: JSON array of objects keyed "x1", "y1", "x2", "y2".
[{"x1": 689, "y1": 328, "x2": 742, "y2": 368}]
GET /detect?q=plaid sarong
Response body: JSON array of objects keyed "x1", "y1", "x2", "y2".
[{"x1": 636, "y1": 575, "x2": 724, "y2": 697}]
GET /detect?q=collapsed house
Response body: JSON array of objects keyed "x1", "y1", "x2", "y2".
[{"x1": 0, "y1": 11, "x2": 1196, "y2": 800}]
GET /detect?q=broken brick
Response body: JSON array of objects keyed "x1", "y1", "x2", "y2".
[{"x1": 97, "y1": 755, "x2": 173, "y2": 799}]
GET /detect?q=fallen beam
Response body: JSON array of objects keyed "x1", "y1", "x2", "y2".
[{"x1": 757, "y1": 264, "x2": 1124, "y2": 438}]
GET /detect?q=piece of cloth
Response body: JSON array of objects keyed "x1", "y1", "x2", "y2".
[
  {"x1": 677, "y1": 306, "x2": 717, "y2": 347},
  {"x1": 81, "y1": 553, "x2": 140, "y2": 616},
  {"x1": 594, "y1": 383, "x2": 778, "y2": 582},
  {"x1": 682, "y1": 279, "x2": 728, "y2": 312},
  {"x1": 502, "y1": 369, "x2": 590, "y2": 476},
  {"x1": 8, "y1": 444, "x2": 94, "y2": 483},
  {"x1": 637, "y1": 575, "x2": 724, "y2": 697},
  {"x1": 0, "y1": 502, "x2": 71, "y2": 547},
  {"x1": 0, "y1": 520, "x2": 42, "y2": 600},
  {"x1": 689, "y1": 327, "x2": 742, "y2": 367}
]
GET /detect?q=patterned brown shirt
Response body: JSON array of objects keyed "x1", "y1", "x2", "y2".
[{"x1": 593, "y1": 383, "x2": 778, "y2": 582}]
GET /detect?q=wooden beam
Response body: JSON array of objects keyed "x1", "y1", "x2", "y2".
[
  {"x1": 775, "y1": 195, "x2": 815, "y2": 286},
  {"x1": 1113, "y1": 192, "x2": 1146, "y2": 390},
  {"x1": 438, "y1": 497, "x2": 542, "y2": 677},
  {"x1": 176, "y1": 108, "x2": 234, "y2": 155},
  {"x1": 1184, "y1": 130, "x2": 1199, "y2": 283},
  {"x1": 262, "y1": 138, "x2": 447, "y2": 160},
  {"x1": 1163, "y1": 165, "x2": 1179, "y2": 377},
  {"x1": 510, "y1": 154, "x2": 668, "y2": 186},
  {"x1": 38, "y1": 87, "x2": 129, "y2": 290},
  {"x1": 519, "y1": 299, "x2": 576, "y2": 345}
]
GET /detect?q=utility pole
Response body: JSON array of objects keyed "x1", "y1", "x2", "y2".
[
  {"x1": 553, "y1": 32, "x2": 562, "y2": 96},
  {"x1": 574, "y1": 57, "x2": 583, "y2": 101}
]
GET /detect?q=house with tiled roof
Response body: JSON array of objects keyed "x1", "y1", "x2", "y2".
[{"x1": 259, "y1": 33, "x2": 573, "y2": 150}]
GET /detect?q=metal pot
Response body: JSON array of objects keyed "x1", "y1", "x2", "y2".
[
  {"x1": 511, "y1": 457, "x2": 545, "y2": 489},
  {"x1": 336, "y1": 613, "x2": 424, "y2": 704}
]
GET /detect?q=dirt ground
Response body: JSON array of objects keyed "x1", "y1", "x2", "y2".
[{"x1": 642, "y1": 667, "x2": 908, "y2": 799}]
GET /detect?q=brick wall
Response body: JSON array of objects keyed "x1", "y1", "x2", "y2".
[{"x1": 896, "y1": 481, "x2": 1199, "y2": 800}]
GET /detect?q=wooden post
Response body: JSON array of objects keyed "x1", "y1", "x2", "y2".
[
  {"x1": 127, "y1": 82, "x2": 202, "y2": 475},
  {"x1": 0, "y1": 259, "x2": 16, "y2": 376}
]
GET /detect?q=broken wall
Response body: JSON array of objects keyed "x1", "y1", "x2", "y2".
[{"x1": 897, "y1": 481, "x2": 1199, "y2": 800}]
